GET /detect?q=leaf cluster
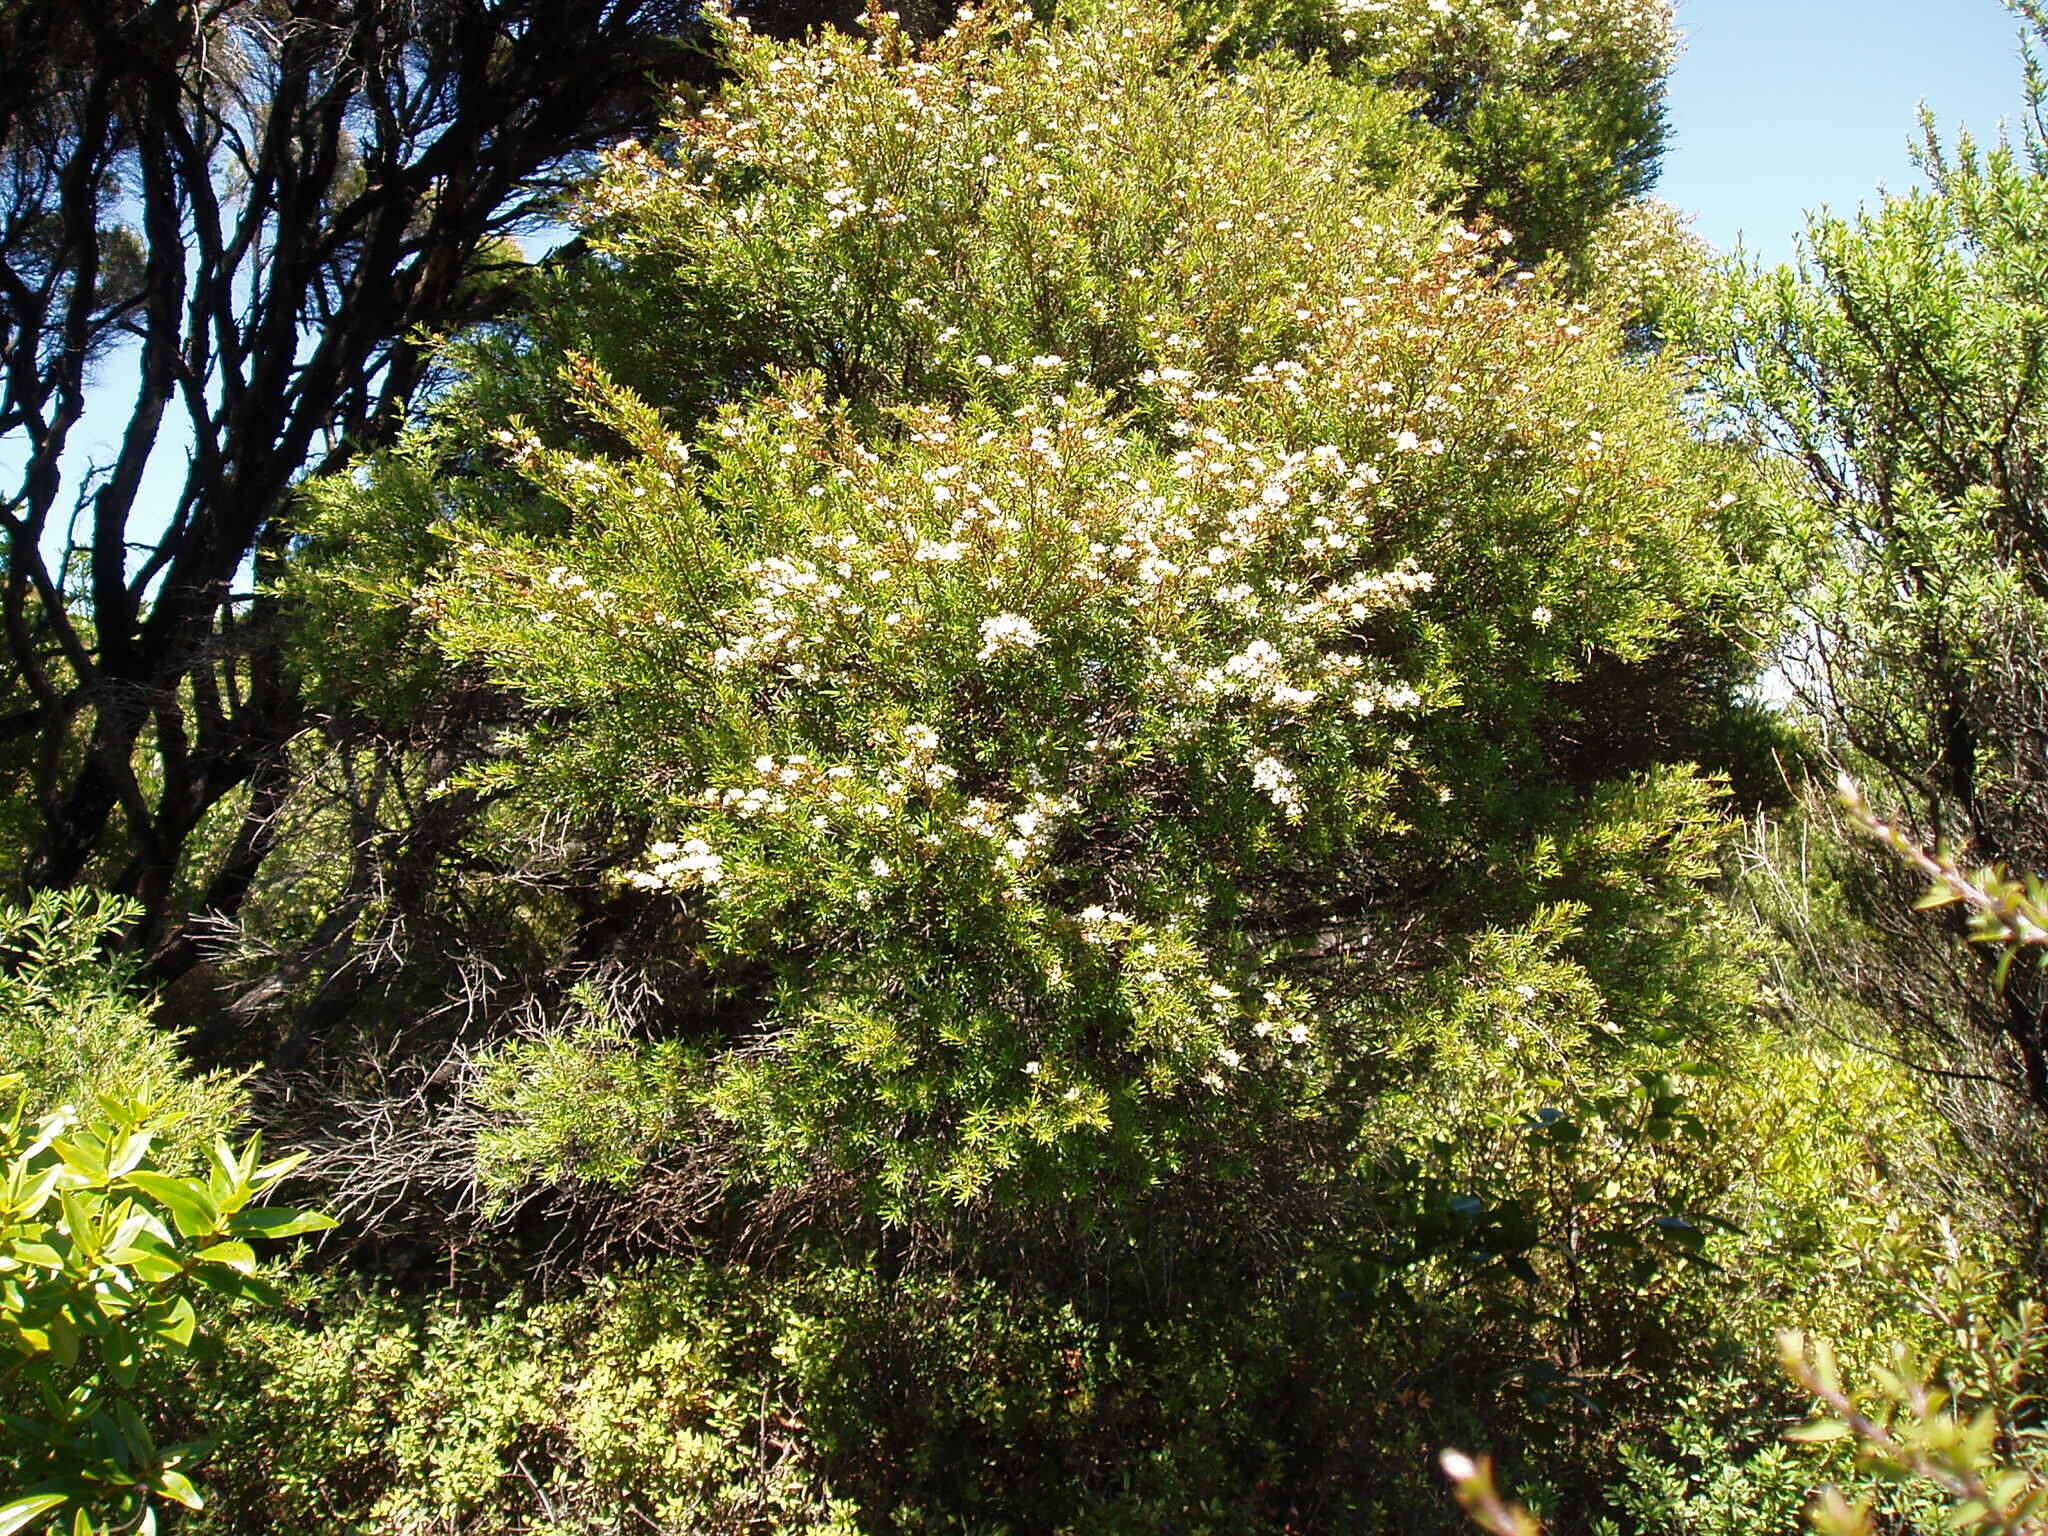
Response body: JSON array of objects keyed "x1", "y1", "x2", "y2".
[{"x1": 0, "y1": 1081, "x2": 332, "y2": 1535}]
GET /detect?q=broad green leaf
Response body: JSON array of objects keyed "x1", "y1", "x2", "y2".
[
  {"x1": 152, "y1": 1295, "x2": 196, "y2": 1348},
  {"x1": 8, "y1": 1241, "x2": 65, "y2": 1271},
  {"x1": 155, "y1": 1468, "x2": 203, "y2": 1510},
  {"x1": 107, "y1": 1131, "x2": 153, "y2": 1179},
  {"x1": 122, "y1": 1172, "x2": 219, "y2": 1239},
  {"x1": 114, "y1": 1398, "x2": 154, "y2": 1463},
  {"x1": 195, "y1": 1239, "x2": 256, "y2": 1275},
  {"x1": 55, "y1": 1190, "x2": 100, "y2": 1258},
  {"x1": 106, "y1": 1231, "x2": 182, "y2": 1284},
  {"x1": 250, "y1": 1150, "x2": 309, "y2": 1190},
  {"x1": 52, "y1": 1139, "x2": 107, "y2": 1182},
  {"x1": 0, "y1": 1496, "x2": 67, "y2": 1536},
  {"x1": 226, "y1": 1206, "x2": 337, "y2": 1240},
  {"x1": 188, "y1": 1264, "x2": 285, "y2": 1308},
  {"x1": 10, "y1": 1164, "x2": 62, "y2": 1220}
]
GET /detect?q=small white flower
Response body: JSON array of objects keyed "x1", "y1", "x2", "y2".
[
  {"x1": 1249, "y1": 754, "x2": 1305, "y2": 820},
  {"x1": 636, "y1": 835, "x2": 725, "y2": 892},
  {"x1": 976, "y1": 611, "x2": 1044, "y2": 661}
]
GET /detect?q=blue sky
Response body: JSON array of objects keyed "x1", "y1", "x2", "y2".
[{"x1": 1661, "y1": 0, "x2": 2030, "y2": 264}]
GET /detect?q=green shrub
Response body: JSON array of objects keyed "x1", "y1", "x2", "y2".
[
  {"x1": 261, "y1": 2, "x2": 1960, "y2": 1531},
  {"x1": 0, "y1": 1081, "x2": 331, "y2": 1534},
  {"x1": 380, "y1": 0, "x2": 1770, "y2": 1229},
  {"x1": 1195, "y1": 0, "x2": 1676, "y2": 271},
  {"x1": 0, "y1": 893, "x2": 242, "y2": 1170}
]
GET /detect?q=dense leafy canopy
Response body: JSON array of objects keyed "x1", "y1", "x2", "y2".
[{"x1": 3, "y1": 0, "x2": 2047, "y2": 1532}]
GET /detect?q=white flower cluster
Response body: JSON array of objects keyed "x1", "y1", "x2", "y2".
[
  {"x1": 1076, "y1": 904, "x2": 1135, "y2": 942},
  {"x1": 1583, "y1": 197, "x2": 1706, "y2": 320},
  {"x1": 1248, "y1": 754, "x2": 1305, "y2": 820},
  {"x1": 627, "y1": 838, "x2": 726, "y2": 892},
  {"x1": 1327, "y1": 0, "x2": 1676, "y2": 72},
  {"x1": 953, "y1": 787, "x2": 1079, "y2": 870},
  {"x1": 1150, "y1": 556, "x2": 1436, "y2": 727},
  {"x1": 976, "y1": 611, "x2": 1044, "y2": 660}
]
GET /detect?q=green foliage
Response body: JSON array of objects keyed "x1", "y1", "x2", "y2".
[
  {"x1": 1765, "y1": 788, "x2": 2048, "y2": 1536},
  {"x1": 1781, "y1": 1226, "x2": 2048, "y2": 1536},
  {"x1": 1581, "y1": 198, "x2": 1711, "y2": 347},
  {"x1": 0, "y1": 1077, "x2": 333, "y2": 1534},
  {"x1": 211, "y1": 4, "x2": 2041, "y2": 1535},
  {"x1": 1683, "y1": 15, "x2": 2048, "y2": 1151},
  {"x1": 1195, "y1": 0, "x2": 1676, "y2": 271},
  {"x1": 471, "y1": 988, "x2": 703, "y2": 1198},
  {"x1": 560, "y1": 1, "x2": 1449, "y2": 420},
  {"x1": 1842, "y1": 776, "x2": 2048, "y2": 986},
  {"x1": 1599, "y1": 1384, "x2": 1815, "y2": 1536},
  {"x1": 1690, "y1": 137, "x2": 2048, "y2": 815},
  {"x1": 0, "y1": 893, "x2": 243, "y2": 1172},
  {"x1": 181, "y1": 1264, "x2": 1083, "y2": 1534},
  {"x1": 1437, "y1": 764, "x2": 2048, "y2": 1536},
  {"x1": 371, "y1": 0, "x2": 1767, "y2": 1231}
]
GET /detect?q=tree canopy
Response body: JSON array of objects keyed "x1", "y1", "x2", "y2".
[{"x1": 0, "y1": 0, "x2": 847, "y2": 954}]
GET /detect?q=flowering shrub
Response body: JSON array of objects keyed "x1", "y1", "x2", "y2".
[
  {"x1": 1322, "y1": 0, "x2": 1677, "y2": 103},
  {"x1": 369, "y1": 0, "x2": 1769, "y2": 1233},
  {"x1": 1194, "y1": 0, "x2": 1677, "y2": 270},
  {"x1": 156, "y1": 0, "x2": 2047, "y2": 1527},
  {"x1": 561, "y1": 1, "x2": 1446, "y2": 420},
  {"x1": 1582, "y1": 196, "x2": 1709, "y2": 344}
]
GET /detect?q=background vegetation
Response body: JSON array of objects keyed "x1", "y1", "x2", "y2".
[{"x1": 2, "y1": 0, "x2": 2046, "y2": 1531}]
